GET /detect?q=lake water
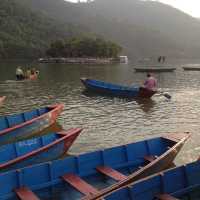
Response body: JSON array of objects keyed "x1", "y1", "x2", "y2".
[{"x1": 0, "y1": 60, "x2": 200, "y2": 166}]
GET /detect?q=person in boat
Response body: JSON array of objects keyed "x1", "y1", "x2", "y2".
[
  {"x1": 16, "y1": 66, "x2": 24, "y2": 80},
  {"x1": 25, "y1": 68, "x2": 31, "y2": 79},
  {"x1": 143, "y1": 73, "x2": 157, "y2": 91},
  {"x1": 29, "y1": 69, "x2": 38, "y2": 80}
]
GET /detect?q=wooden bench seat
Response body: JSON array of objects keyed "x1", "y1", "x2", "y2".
[
  {"x1": 156, "y1": 194, "x2": 180, "y2": 200},
  {"x1": 144, "y1": 155, "x2": 157, "y2": 163},
  {"x1": 62, "y1": 173, "x2": 98, "y2": 196},
  {"x1": 96, "y1": 166, "x2": 127, "y2": 181},
  {"x1": 15, "y1": 187, "x2": 40, "y2": 200}
]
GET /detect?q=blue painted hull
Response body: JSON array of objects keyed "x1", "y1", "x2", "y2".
[
  {"x1": 81, "y1": 78, "x2": 156, "y2": 98},
  {"x1": 0, "y1": 133, "x2": 190, "y2": 200},
  {"x1": 105, "y1": 159, "x2": 200, "y2": 200},
  {"x1": 0, "y1": 128, "x2": 81, "y2": 172},
  {"x1": 0, "y1": 104, "x2": 63, "y2": 145}
]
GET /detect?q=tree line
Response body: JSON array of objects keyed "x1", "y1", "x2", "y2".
[
  {"x1": 46, "y1": 37, "x2": 122, "y2": 58},
  {"x1": 0, "y1": 0, "x2": 88, "y2": 59}
]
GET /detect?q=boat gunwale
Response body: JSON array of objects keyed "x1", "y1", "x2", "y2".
[
  {"x1": 0, "y1": 104, "x2": 64, "y2": 137},
  {"x1": 81, "y1": 78, "x2": 139, "y2": 91}
]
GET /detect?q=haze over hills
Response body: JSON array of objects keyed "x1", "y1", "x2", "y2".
[{"x1": 2, "y1": 0, "x2": 200, "y2": 59}]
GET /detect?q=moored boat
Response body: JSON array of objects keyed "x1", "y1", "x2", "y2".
[
  {"x1": 134, "y1": 66, "x2": 176, "y2": 72},
  {"x1": 0, "y1": 104, "x2": 64, "y2": 145},
  {"x1": 183, "y1": 66, "x2": 200, "y2": 71},
  {"x1": 105, "y1": 158, "x2": 200, "y2": 200},
  {"x1": 0, "y1": 132, "x2": 190, "y2": 200},
  {"x1": 0, "y1": 128, "x2": 81, "y2": 172},
  {"x1": 0, "y1": 96, "x2": 6, "y2": 106},
  {"x1": 81, "y1": 78, "x2": 156, "y2": 98}
]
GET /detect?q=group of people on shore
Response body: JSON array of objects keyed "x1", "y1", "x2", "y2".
[{"x1": 16, "y1": 66, "x2": 39, "y2": 81}]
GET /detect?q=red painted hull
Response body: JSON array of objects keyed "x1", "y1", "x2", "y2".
[{"x1": 138, "y1": 87, "x2": 157, "y2": 98}]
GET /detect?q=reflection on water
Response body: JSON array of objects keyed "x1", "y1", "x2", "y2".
[
  {"x1": 136, "y1": 98, "x2": 156, "y2": 113},
  {"x1": 0, "y1": 62, "x2": 200, "y2": 166}
]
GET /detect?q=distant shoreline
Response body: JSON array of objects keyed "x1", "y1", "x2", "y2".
[{"x1": 38, "y1": 57, "x2": 121, "y2": 64}]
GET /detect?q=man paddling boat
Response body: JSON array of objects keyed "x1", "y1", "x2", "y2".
[{"x1": 143, "y1": 73, "x2": 157, "y2": 91}]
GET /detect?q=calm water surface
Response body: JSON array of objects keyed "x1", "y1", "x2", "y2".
[{"x1": 0, "y1": 61, "x2": 200, "y2": 165}]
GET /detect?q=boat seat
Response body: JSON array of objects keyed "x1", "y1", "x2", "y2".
[
  {"x1": 144, "y1": 155, "x2": 157, "y2": 163},
  {"x1": 62, "y1": 173, "x2": 98, "y2": 196},
  {"x1": 96, "y1": 166, "x2": 127, "y2": 181},
  {"x1": 15, "y1": 187, "x2": 40, "y2": 200},
  {"x1": 156, "y1": 194, "x2": 180, "y2": 200}
]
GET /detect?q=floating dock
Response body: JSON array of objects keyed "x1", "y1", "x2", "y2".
[
  {"x1": 134, "y1": 65, "x2": 176, "y2": 72},
  {"x1": 183, "y1": 66, "x2": 200, "y2": 71}
]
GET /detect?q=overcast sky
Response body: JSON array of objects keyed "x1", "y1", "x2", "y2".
[{"x1": 66, "y1": 0, "x2": 200, "y2": 17}]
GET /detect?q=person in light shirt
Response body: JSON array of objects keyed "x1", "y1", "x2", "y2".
[{"x1": 143, "y1": 73, "x2": 157, "y2": 91}]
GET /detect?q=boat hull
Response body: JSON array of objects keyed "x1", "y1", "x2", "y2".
[
  {"x1": 134, "y1": 67, "x2": 176, "y2": 72},
  {"x1": 0, "y1": 132, "x2": 190, "y2": 200},
  {"x1": 81, "y1": 78, "x2": 156, "y2": 98},
  {"x1": 84, "y1": 133, "x2": 190, "y2": 200},
  {"x1": 183, "y1": 66, "x2": 200, "y2": 71},
  {"x1": 0, "y1": 128, "x2": 81, "y2": 172},
  {"x1": 0, "y1": 104, "x2": 64, "y2": 145},
  {"x1": 105, "y1": 159, "x2": 200, "y2": 200}
]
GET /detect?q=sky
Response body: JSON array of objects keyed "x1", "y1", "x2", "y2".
[{"x1": 66, "y1": 0, "x2": 200, "y2": 18}]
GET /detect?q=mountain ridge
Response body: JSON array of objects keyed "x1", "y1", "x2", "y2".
[{"x1": 1, "y1": 0, "x2": 200, "y2": 59}]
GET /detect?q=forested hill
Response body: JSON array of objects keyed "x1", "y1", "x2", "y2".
[
  {"x1": 2, "y1": 0, "x2": 200, "y2": 59},
  {"x1": 17, "y1": 0, "x2": 200, "y2": 59},
  {"x1": 0, "y1": 0, "x2": 89, "y2": 59}
]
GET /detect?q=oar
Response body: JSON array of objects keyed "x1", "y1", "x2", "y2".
[{"x1": 158, "y1": 91, "x2": 171, "y2": 99}]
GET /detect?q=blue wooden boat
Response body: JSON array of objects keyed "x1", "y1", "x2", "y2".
[
  {"x1": 0, "y1": 128, "x2": 81, "y2": 172},
  {"x1": 0, "y1": 133, "x2": 190, "y2": 200},
  {"x1": 0, "y1": 104, "x2": 64, "y2": 145},
  {"x1": 81, "y1": 78, "x2": 157, "y2": 98},
  {"x1": 104, "y1": 158, "x2": 200, "y2": 200}
]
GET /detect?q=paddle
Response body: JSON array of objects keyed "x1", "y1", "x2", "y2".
[{"x1": 158, "y1": 91, "x2": 171, "y2": 99}]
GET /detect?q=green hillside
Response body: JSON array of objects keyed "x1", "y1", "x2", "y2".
[
  {"x1": 0, "y1": 0, "x2": 89, "y2": 59},
  {"x1": 2, "y1": 0, "x2": 200, "y2": 59}
]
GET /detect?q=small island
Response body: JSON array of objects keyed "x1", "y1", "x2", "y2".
[{"x1": 38, "y1": 37, "x2": 124, "y2": 64}]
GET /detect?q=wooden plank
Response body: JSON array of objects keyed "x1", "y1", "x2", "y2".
[
  {"x1": 96, "y1": 166, "x2": 127, "y2": 181},
  {"x1": 15, "y1": 187, "x2": 40, "y2": 200},
  {"x1": 162, "y1": 133, "x2": 189, "y2": 143},
  {"x1": 156, "y1": 194, "x2": 180, "y2": 200},
  {"x1": 144, "y1": 155, "x2": 157, "y2": 163},
  {"x1": 62, "y1": 173, "x2": 98, "y2": 196}
]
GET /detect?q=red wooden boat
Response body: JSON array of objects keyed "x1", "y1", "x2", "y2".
[{"x1": 0, "y1": 104, "x2": 64, "y2": 145}]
